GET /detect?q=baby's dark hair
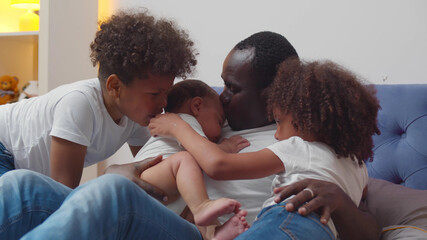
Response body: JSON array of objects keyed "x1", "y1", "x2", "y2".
[
  {"x1": 165, "y1": 79, "x2": 218, "y2": 113},
  {"x1": 90, "y1": 9, "x2": 197, "y2": 86},
  {"x1": 267, "y1": 58, "x2": 380, "y2": 164},
  {"x1": 235, "y1": 31, "x2": 298, "y2": 89}
]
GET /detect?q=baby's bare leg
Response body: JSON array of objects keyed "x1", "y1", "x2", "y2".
[
  {"x1": 213, "y1": 210, "x2": 249, "y2": 240},
  {"x1": 139, "y1": 156, "x2": 181, "y2": 204},
  {"x1": 141, "y1": 151, "x2": 241, "y2": 226}
]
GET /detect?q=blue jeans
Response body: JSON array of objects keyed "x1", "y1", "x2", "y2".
[
  {"x1": 0, "y1": 169, "x2": 202, "y2": 240},
  {"x1": 0, "y1": 142, "x2": 15, "y2": 176},
  {"x1": 235, "y1": 202, "x2": 336, "y2": 240}
]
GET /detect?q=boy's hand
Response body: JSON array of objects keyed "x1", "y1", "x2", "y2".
[
  {"x1": 104, "y1": 155, "x2": 166, "y2": 202},
  {"x1": 218, "y1": 135, "x2": 250, "y2": 153},
  {"x1": 148, "y1": 113, "x2": 183, "y2": 137}
]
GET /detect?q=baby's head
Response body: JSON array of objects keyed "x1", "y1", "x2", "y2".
[
  {"x1": 165, "y1": 80, "x2": 225, "y2": 143},
  {"x1": 267, "y1": 58, "x2": 380, "y2": 164}
]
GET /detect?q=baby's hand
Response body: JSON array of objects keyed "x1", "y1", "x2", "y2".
[
  {"x1": 148, "y1": 113, "x2": 184, "y2": 137},
  {"x1": 218, "y1": 135, "x2": 250, "y2": 153}
]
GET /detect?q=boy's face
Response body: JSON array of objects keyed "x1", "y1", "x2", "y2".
[
  {"x1": 117, "y1": 73, "x2": 175, "y2": 126},
  {"x1": 196, "y1": 96, "x2": 225, "y2": 143}
]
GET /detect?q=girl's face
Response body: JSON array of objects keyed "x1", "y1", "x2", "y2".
[{"x1": 273, "y1": 108, "x2": 299, "y2": 141}]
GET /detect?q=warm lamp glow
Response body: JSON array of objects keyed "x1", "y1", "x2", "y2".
[
  {"x1": 11, "y1": 0, "x2": 40, "y2": 10},
  {"x1": 10, "y1": 0, "x2": 40, "y2": 31}
]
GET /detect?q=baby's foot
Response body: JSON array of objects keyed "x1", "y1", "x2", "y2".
[
  {"x1": 213, "y1": 210, "x2": 249, "y2": 240},
  {"x1": 194, "y1": 198, "x2": 241, "y2": 226}
]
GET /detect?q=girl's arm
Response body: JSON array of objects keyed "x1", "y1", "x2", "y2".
[
  {"x1": 149, "y1": 113, "x2": 284, "y2": 180},
  {"x1": 50, "y1": 136, "x2": 87, "y2": 188}
]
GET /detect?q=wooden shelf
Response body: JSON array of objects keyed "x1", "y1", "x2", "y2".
[{"x1": 0, "y1": 31, "x2": 38, "y2": 37}]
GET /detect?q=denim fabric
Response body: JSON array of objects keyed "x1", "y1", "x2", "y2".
[
  {"x1": 235, "y1": 202, "x2": 336, "y2": 240},
  {"x1": 0, "y1": 170, "x2": 202, "y2": 240},
  {"x1": 0, "y1": 142, "x2": 14, "y2": 176}
]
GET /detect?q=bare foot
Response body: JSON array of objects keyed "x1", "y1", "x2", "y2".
[
  {"x1": 213, "y1": 210, "x2": 249, "y2": 240},
  {"x1": 193, "y1": 198, "x2": 241, "y2": 226}
]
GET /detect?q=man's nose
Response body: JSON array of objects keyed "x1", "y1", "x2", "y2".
[{"x1": 220, "y1": 92, "x2": 230, "y2": 106}]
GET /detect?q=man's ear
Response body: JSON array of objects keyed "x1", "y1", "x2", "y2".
[
  {"x1": 105, "y1": 74, "x2": 122, "y2": 98},
  {"x1": 190, "y1": 97, "x2": 203, "y2": 117}
]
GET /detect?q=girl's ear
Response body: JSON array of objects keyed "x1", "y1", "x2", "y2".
[
  {"x1": 105, "y1": 74, "x2": 122, "y2": 98},
  {"x1": 190, "y1": 97, "x2": 203, "y2": 116}
]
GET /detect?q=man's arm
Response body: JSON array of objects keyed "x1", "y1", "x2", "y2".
[
  {"x1": 104, "y1": 155, "x2": 166, "y2": 202},
  {"x1": 274, "y1": 179, "x2": 380, "y2": 240}
]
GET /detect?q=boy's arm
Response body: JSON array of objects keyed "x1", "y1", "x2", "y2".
[{"x1": 50, "y1": 136, "x2": 86, "y2": 188}]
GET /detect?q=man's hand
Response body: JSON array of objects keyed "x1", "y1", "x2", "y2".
[
  {"x1": 273, "y1": 178, "x2": 347, "y2": 225},
  {"x1": 218, "y1": 135, "x2": 250, "y2": 153},
  {"x1": 273, "y1": 178, "x2": 380, "y2": 240},
  {"x1": 104, "y1": 155, "x2": 166, "y2": 202}
]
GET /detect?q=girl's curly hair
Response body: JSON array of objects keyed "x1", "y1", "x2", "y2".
[
  {"x1": 90, "y1": 9, "x2": 197, "y2": 85},
  {"x1": 267, "y1": 58, "x2": 380, "y2": 164}
]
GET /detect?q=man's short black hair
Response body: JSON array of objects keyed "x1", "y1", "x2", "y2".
[{"x1": 235, "y1": 31, "x2": 298, "y2": 88}]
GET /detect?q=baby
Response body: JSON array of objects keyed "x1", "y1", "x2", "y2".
[{"x1": 137, "y1": 80, "x2": 250, "y2": 240}]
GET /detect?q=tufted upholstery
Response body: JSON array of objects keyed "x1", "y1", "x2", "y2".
[
  {"x1": 213, "y1": 84, "x2": 427, "y2": 190},
  {"x1": 366, "y1": 84, "x2": 427, "y2": 190}
]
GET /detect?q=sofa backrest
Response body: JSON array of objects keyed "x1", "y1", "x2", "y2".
[{"x1": 367, "y1": 84, "x2": 427, "y2": 190}]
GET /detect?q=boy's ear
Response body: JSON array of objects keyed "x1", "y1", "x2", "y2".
[
  {"x1": 190, "y1": 97, "x2": 203, "y2": 116},
  {"x1": 105, "y1": 74, "x2": 122, "y2": 98}
]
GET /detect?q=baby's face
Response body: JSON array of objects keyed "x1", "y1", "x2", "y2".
[{"x1": 197, "y1": 96, "x2": 225, "y2": 143}]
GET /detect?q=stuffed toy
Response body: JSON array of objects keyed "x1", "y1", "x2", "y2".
[{"x1": 0, "y1": 75, "x2": 19, "y2": 105}]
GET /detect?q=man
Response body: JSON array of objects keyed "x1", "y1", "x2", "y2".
[{"x1": 0, "y1": 32, "x2": 379, "y2": 239}]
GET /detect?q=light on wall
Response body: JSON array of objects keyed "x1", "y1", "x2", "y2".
[{"x1": 10, "y1": 0, "x2": 40, "y2": 31}]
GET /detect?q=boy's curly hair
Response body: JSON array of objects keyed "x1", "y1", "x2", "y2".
[
  {"x1": 267, "y1": 58, "x2": 380, "y2": 164},
  {"x1": 90, "y1": 9, "x2": 197, "y2": 85},
  {"x1": 165, "y1": 79, "x2": 218, "y2": 113}
]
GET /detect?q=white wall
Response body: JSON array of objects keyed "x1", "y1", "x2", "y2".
[
  {"x1": 100, "y1": 0, "x2": 427, "y2": 170},
  {"x1": 105, "y1": 0, "x2": 427, "y2": 86}
]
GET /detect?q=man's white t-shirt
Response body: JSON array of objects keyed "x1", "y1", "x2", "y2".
[
  {"x1": 0, "y1": 78, "x2": 148, "y2": 176},
  {"x1": 205, "y1": 123, "x2": 277, "y2": 224}
]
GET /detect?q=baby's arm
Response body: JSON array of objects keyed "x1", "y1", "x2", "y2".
[
  {"x1": 217, "y1": 135, "x2": 250, "y2": 153},
  {"x1": 149, "y1": 113, "x2": 284, "y2": 180}
]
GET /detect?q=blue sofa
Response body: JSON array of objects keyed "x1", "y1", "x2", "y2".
[{"x1": 367, "y1": 84, "x2": 427, "y2": 190}]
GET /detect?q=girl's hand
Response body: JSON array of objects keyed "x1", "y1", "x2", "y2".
[
  {"x1": 218, "y1": 135, "x2": 251, "y2": 153},
  {"x1": 148, "y1": 113, "x2": 184, "y2": 137}
]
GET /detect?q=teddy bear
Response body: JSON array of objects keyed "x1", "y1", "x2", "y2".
[{"x1": 0, "y1": 75, "x2": 19, "y2": 105}]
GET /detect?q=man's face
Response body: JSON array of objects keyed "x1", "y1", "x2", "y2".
[
  {"x1": 117, "y1": 73, "x2": 175, "y2": 126},
  {"x1": 220, "y1": 48, "x2": 270, "y2": 130}
]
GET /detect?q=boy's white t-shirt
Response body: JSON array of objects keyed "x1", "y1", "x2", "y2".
[{"x1": 0, "y1": 78, "x2": 149, "y2": 176}]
